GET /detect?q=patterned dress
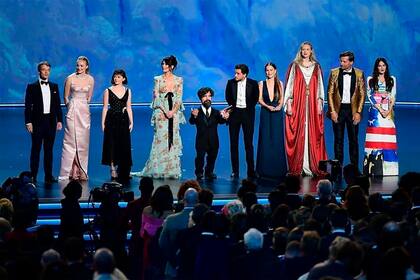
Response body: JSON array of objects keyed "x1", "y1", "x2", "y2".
[
  {"x1": 136, "y1": 74, "x2": 186, "y2": 178},
  {"x1": 363, "y1": 76, "x2": 398, "y2": 176}
]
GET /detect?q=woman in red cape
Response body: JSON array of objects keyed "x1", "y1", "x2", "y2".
[{"x1": 284, "y1": 41, "x2": 328, "y2": 176}]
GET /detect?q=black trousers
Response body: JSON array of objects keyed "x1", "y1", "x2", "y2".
[
  {"x1": 332, "y1": 104, "x2": 359, "y2": 167},
  {"x1": 195, "y1": 146, "x2": 218, "y2": 176},
  {"x1": 30, "y1": 115, "x2": 56, "y2": 179},
  {"x1": 228, "y1": 108, "x2": 255, "y2": 176}
]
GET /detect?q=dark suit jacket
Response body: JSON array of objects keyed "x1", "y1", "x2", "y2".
[
  {"x1": 189, "y1": 107, "x2": 227, "y2": 150},
  {"x1": 225, "y1": 78, "x2": 259, "y2": 114},
  {"x1": 24, "y1": 80, "x2": 63, "y2": 125}
]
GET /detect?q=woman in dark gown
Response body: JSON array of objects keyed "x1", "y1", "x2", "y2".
[
  {"x1": 101, "y1": 69, "x2": 133, "y2": 183},
  {"x1": 256, "y1": 62, "x2": 287, "y2": 179}
]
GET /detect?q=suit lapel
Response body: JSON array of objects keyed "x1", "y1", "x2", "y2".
[
  {"x1": 35, "y1": 81, "x2": 45, "y2": 112},
  {"x1": 200, "y1": 108, "x2": 208, "y2": 126},
  {"x1": 338, "y1": 69, "x2": 343, "y2": 98},
  {"x1": 350, "y1": 70, "x2": 356, "y2": 98},
  {"x1": 245, "y1": 79, "x2": 251, "y2": 103},
  {"x1": 233, "y1": 80, "x2": 238, "y2": 104}
]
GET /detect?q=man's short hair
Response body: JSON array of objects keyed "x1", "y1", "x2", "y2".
[
  {"x1": 184, "y1": 188, "x2": 198, "y2": 206},
  {"x1": 235, "y1": 64, "x2": 249, "y2": 76},
  {"x1": 339, "y1": 51, "x2": 355, "y2": 62},
  {"x1": 244, "y1": 228, "x2": 263, "y2": 250},
  {"x1": 37, "y1": 61, "x2": 51, "y2": 71},
  {"x1": 317, "y1": 179, "x2": 332, "y2": 197},
  {"x1": 93, "y1": 248, "x2": 115, "y2": 274},
  {"x1": 197, "y1": 87, "x2": 214, "y2": 99}
]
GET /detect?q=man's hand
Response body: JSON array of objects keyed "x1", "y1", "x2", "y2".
[
  {"x1": 56, "y1": 122, "x2": 63, "y2": 131},
  {"x1": 26, "y1": 123, "x2": 33, "y2": 134},
  {"x1": 352, "y1": 112, "x2": 361, "y2": 125},
  {"x1": 331, "y1": 111, "x2": 338, "y2": 123},
  {"x1": 191, "y1": 109, "x2": 199, "y2": 117}
]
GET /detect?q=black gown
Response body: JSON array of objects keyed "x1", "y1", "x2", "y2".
[
  {"x1": 256, "y1": 81, "x2": 287, "y2": 179},
  {"x1": 102, "y1": 88, "x2": 132, "y2": 180}
]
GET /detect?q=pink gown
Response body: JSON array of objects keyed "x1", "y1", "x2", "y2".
[{"x1": 59, "y1": 75, "x2": 93, "y2": 180}]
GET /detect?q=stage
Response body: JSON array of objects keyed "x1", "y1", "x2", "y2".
[{"x1": 0, "y1": 103, "x2": 418, "y2": 202}]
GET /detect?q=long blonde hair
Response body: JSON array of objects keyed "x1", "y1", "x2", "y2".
[{"x1": 293, "y1": 41, "x2": 318, "y2": 64}]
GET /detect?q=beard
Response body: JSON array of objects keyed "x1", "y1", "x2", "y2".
[{"x1": 202, "y1": 100, "x2": 211, "y2": 108}]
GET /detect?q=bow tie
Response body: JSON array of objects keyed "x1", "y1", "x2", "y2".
[
  {"x1": 40, "y1": 81, "x2": 49, "y2": 85},
  {"x1": 343, "y1": 72, "x2": 352, "y2": 76}
]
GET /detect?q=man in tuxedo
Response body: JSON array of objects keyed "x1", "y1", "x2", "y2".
[
  {"x1": 327, "y1": 51, "x2": 366, "y2": 172},
  {"x1": 225, "y1": 64, "x2": 259, "y2": 179},
  {"x1": 189, "y1": 87, "x2": 229, "y2": 180},
  {"x1": 25, "y1": 61, "x2": 63, "y2": 184}
]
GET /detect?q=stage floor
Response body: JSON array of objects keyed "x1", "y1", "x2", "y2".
[{"x1": 0, "y1": 104, "x2": 418, "y2": 201}]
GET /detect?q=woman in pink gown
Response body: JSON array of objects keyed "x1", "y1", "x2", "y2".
[{"x1": 59, "y1": 56, "x2": 94, "y2": 181}]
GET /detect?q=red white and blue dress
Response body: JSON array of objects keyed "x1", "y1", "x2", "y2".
[{"x1": 363, "y1": 76, "x2": 398, "y2": 176}]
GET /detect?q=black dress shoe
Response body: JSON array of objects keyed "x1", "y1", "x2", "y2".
[
  {"x1": 205, "y1": 173, "x2": 217, "y2": 180},
  {"x1": 44, "y1": 176, "x2": 58, "y2": 184},
  {"x1": 231, "y1": 172, "x2": 239, "y2": 179},
  {"x1": 196, "y1": 173, "x2": 203, "y2": 180}
]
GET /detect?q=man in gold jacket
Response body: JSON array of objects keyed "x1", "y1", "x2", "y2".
[{"x1": 327, "y1": 51, "x2": 366, "y2": 172}]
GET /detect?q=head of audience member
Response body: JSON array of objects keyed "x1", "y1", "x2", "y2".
[
  {"x1": 37, "y1": 225, "x2": 55, "y2": 252},
  {"x1": 288, "y1": 226, "x2": 304, "y2": 243},
  {"x1": 343, "y1": 163, "x2": 360, "y2": 186},
  {"x1": 300, "y1": 230, "x2": 320, "y2": 257},
  {"x1": 247, "y1": 204, "x2": 268, "y2": 233},
  {"x1": 161, "y1": 55, "x2": 178, "y2": 73},
  {"x1": 242, "y1": 192, "x2": 258, "y2": 212},
  {"x1": 356, "y1": 175, "x2": 370, "y2": 196},
  {"x1": 412, "y1": 187, "x2": 420, "y2": 206},
  {"x1": 177, "y1": 180, "x2": 201, "y2": 202},
  {"x1": 378, "y1": 221, "x2": 404, "y2": 252},
  {"x1": 398, "y1": 172, "x2": 420, "y2": 195},
  {"x1": 230, "y1": 212, "x2": 248, "y2": 242},
  {"x1": 64, "y1": 237, "x2": 85, "y2": 263},
  {"x1": 391, "y1": 188, "x2": 411, "y2": 210},
  {"x1": 0, "y1": 198, "x2": 14, "y2": 222},
  {"x1": 221, "y1": 200, "x2": 244, "y2": 219},
  {"x1": 330, "y1": 208, "x2": 349, "y2": 231},
  {"x1": 0, "y1": 217, "x2": 11, "y2": 241},
  {"x1": 41, "y1": 261, "x2": 68, "y2": 280},
  {"x1": 40, "y1": 249, "x2": 61, "y2": 268},
  {"x1": 237, "y1": 179, "x2": 257, "y2": 201},
  {"x1": 343, "y1": 186, "x2": 369, "y2": 221},
  {"x1": 333, "y1": 237, "x2": 364, "y2": 277},
  {"x1": 139, "y1": 177, "x2": 154, "y2": 198},
  {"x1": 93, "y1": 248, "x2": 115, "y2": 275},
  {"x1": 368, "y1": 193, "x2": 386, "y2": 213},
  {"x1": 183, "y1": 188, "x2": 198, "y2": 207},
  {"x1": 198, "y1": 188, "x2": 214, "y2": 208},
  {"x1": 291, "y1": 207, "x2": 312, "y2": 228},
  {"x1": 303, "y1": 218, "x2": 322, "y2": 235},
  {"x1": 188, "y1": 203, "x2": 209, "y2": 228},
  {"x1": 285, "y1": 240, "x2": 301, "y2": 259},
  {"x1": 302, "y1": 194, "x2": 316, "y2": 210},
  {"x1": 62, "y1": 180, "x2": 83, "y2": 201},
  {"x1": 379, "y1": 246, "x2": 412, "y2": 280},
  {"x1": 272, "y1": 227, "x2": 289, "y2": 255},
  {"x1": 234, "y1": 64, "x2": 249, "y2": 81},
  {"x1": 271, "y1": 204, "x2": 290, "y2": 229},
  {"x1": 284, "y1": 175, "x2": 301, "y2": 193},
  {"x1": 201, "y1": 211, "x2": 230, "y2": 238},
  {"x1": 311, "y1": 205, "x2": 332, "y2": 227},
  {"x1": 244, "y1": 228, "x2": 264, "y2": 251},
  {"x1": 151, "y1": 185, "x2": 173, "y2": 218},
  {"x1": 317, "y1": 179, "x2": 334, "y2": 204},
  {"x1": 268, "y1": 190, "x2": 286, "y2": 213}
]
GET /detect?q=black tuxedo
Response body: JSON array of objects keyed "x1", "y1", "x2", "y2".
[
  {"x1": 189, "y1": 107, "x2": 226, "y2": 176},
  {"x1": 225, "y1": 78, "x2": 259, "y2": 176},
  {"x1": 24, "y1": 80, "x2": 62, "y2": 180}
]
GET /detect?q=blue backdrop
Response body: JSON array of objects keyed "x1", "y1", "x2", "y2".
[{"x1": 0, "y1": 0, "x2": 418, "y2": 103}]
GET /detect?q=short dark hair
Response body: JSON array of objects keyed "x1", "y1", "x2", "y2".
[
  {"x1": 235, "y1": 64, "x2": 249, "y2": 76},
  {"x1": 139, "y1": 177, "x2": 154, "y2": 197},
  {"x1": 37, "y1": 61, "x2": 51, "y2": 72},
  {"x1": 162, "y1": 55, "x2": 178, "y2": 70},
  {"x1": 340, "y1": 51, "x2": 355, "y2": 62},
  {"x1": 197, "y1": 87, "x2": 214, "y2": 100},
  {"x1": 111, "y1": 69, "x2": 128, "y2": 85},
  {"x1": 198, "y1": 188, "x2": 214, "y2": 207}
]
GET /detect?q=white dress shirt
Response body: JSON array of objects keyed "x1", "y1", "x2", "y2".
[
  {"x1": 201, "y1": 105, "x2": 212, "y2": 117},
  {"x1": 39, "y1": 79, "x2": 51, "y2": 114},
  {"x1": 236, "y1": 78, "x2": 247, "y2": 108},
  {"x1": 341, "y1": 69, "x2": 352, "y2": 104}
]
